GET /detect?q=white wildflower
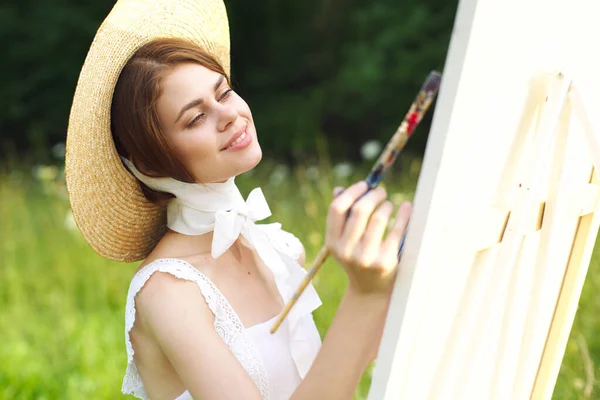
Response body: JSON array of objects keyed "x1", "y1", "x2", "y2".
[
  {"x1": 360, "y1": 140, "x2": 382, "y2": 161},
  {"x1": 305, "y1": 166, "x2": 320, "y2": 181},
  {"x1": 333, "y1": 162, "x2": 353, "y2": 179},
  {"x1": 269, "y1": 164, "x2": 288, "y2": 186},
  {"x1": 32, "y1": 165, "x2": 59, "y2": 182},
  {"x1": 64, "y1": 209, "x2": 78, "y2": 232},
  {"x1": 52, "y1": 142, "x2": 66, "y2": 159}
]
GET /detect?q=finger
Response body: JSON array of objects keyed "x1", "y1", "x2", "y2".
[
  {"x1": 355, "y1": 200, "x2": 394, "y2": 266},
  {"x1": 397, "y1": 230, "x2": 408, "y2": 258},
  {"x1": 338, "y1": 187, "x2": 388, "y2": 256},
  {"x1": 326, "y1": 181, "x2": 369, "y2": 247},
  {"x1": 381, "y1": 202, "x2": 412, "y2": 264},
  {"x1": 333, "y1": 186, "x2": 344, "y2": 197}
]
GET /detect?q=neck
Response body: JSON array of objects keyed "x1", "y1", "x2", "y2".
[
  {"x1": 121, "y1": 157, "x2": 267, "y2": 261},
  {"x1": 164, "y1": 229, "x2": 253, "y2": 264},
  {"x1": 229, "y1": 237, "x2": 251, "y2": 263}
]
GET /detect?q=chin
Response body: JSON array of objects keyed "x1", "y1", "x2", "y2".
[
  {"x1": 243, "y1": 144, "x2": 262, "y2": 172},
  {"x1": 229, "y1": 143, "x2": 262, "y2": 179}
]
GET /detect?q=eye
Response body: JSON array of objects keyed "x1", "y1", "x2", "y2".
[
  {"x1": 218, "y1": 88, "x2": 233, "y2": 102},
  {"x1": 186, "y1": 113, "x2": 205, "y2": 128}
]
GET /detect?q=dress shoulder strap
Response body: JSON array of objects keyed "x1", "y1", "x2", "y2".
[
  {"x1": 122, "y1": 258, "x2": 223, "y2": 400},
  {"x1": 122, "y1": 258, "x2": 270, "y2": 400},
  {"x1": 124, "y1": 258, "x2": 224, "y2": 361}
]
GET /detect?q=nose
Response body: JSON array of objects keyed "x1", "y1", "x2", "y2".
[{"x1": 216, "y1": 102, "x2": 237, "y2": 132}]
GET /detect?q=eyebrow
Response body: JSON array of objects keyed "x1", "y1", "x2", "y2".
[{"x1": 174, "y1": 75, "x2": 226, "y2": 124}]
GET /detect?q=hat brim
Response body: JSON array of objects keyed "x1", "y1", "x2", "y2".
[{"x1": 65, "y1": 0, "x2": 230, "y2": 262}]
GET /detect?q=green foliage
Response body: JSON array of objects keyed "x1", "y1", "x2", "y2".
[
  {"x1": 227, "y1": 0, "x2": 456, "y2": 160},
  {"x1": 0, "y1": 0, "x2": 456, "y2": 160},
  {"x1": 0, "y1": 0, "x2": 114, "y2": 159},
  {"x1": 1, "y1": 160, "x2": 599, "y2": 399}
]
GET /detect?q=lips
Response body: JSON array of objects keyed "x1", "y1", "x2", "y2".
[{"x1": 221, "y1": 125, "x2": 248, "y2": 151}]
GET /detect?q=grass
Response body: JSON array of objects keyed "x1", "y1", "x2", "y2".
[{"x1": 0, "y1": 157, "x2": 599, "y2": 399}]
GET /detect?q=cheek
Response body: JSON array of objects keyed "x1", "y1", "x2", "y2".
[
  {"x1": 234, "y1": 95, "x2": 253, "y2": 119},
  {"x1": 173, "y1": 131, "x2": 215, "y2": 160}
]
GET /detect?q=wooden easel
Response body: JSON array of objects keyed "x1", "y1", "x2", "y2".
[
  {"x1": 368, "y1": 72, "x2": 600, "y2": 399},
  {"x1": 530, "y1": 82, "x2": 600, "y2": 399}
]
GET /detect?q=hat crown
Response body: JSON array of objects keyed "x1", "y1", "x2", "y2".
[{"x1": 102, "y1": 0, "x2": 230, "y2": 75}]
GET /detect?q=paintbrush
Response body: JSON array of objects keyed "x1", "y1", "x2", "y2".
[{"x1": 270, "y1": 71, "x2": 442, "y2": 334}]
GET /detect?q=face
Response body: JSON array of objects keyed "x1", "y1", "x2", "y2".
[{"x1": 156, "y1": 63, "x2": 262, "y2": 183}]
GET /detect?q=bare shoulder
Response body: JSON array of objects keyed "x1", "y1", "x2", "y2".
[
  {"x1": 130, "y1": 262, "x2": 263, "y2": 399},
  {"x1": 132, "y1": 231, "x2": 217, "y2": 329},
  {"x1": 136, "y1": 269, "x2": 198, "y2": 301},
  {"x1": 135, "y1": 268, "x2": 214, "y2": 325}
]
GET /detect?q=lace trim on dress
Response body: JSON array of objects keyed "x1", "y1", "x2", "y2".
[{"x1": 121, "y1": 258, "x2": 271, "y2": 400}]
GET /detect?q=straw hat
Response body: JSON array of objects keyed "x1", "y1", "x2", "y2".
[{"x1": 65, "y1": 0, "x2": 230, "y2": 262}]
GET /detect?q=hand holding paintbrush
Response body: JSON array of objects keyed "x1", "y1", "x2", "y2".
[{"x1": 270, "y1": 71, "x2": 442, "y2": 334}]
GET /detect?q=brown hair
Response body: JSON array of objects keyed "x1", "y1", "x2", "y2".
[{"x1": 111, "y1": 37, "x2": 229, "y2": 204}]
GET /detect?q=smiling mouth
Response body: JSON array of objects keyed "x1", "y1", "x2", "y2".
[
  {"x1": 224, "y1": 131, "x2": 247, "y2": 150},
  {"x1": 221, "y1": 125, "x2": 249, "y2": 151}
]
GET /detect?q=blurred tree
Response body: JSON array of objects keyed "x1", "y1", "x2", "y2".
[
  {"x1": 0, "y1": 0, "x2": 456, "y2": 162},
  {"x1": 228, "y1": 0, "x2": 456, "y2": 161},
  {"x1": 0, "y1": 0, "x2": 114, "y2": 160}
]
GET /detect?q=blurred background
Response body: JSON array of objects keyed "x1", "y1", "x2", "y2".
[{"x1": 0, "y1": 0, "x2": 598, "y2": 398}]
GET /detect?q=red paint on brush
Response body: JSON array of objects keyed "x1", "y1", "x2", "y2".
[
  {"x1": 406, "y1": 112, "x2": 419, "y2": 135},
  {"x1": 386, "y1": 150, "x2": 398, "y2": 164}
]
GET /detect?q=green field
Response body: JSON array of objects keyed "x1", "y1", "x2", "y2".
[{"x1": 1, "y1": 159, "x2": 598, "y2": 399}]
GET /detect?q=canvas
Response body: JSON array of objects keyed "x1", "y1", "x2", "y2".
[{"x1": 368, "y1": 0, "x2": 600, "y2": 398}]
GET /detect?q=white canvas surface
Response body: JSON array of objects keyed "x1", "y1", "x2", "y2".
[{"x1": 368, "y1": 0, "x2": 600, "y2": 398}]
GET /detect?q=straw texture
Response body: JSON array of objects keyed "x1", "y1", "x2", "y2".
[{"x1": 65, "y1": 0, "x2": 230, "y2": 262}]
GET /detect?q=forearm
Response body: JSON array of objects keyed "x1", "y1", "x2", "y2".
[{"x1": 290, "y1": 290, "x2": 390, "y2": 400}]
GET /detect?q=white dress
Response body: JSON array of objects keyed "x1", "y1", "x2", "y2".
[{"x1": 122, "y1": 253, "x2": 322, "y2": 399}]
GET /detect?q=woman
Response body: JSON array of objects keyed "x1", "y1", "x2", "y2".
[{"x1": 65, "y1": 1, "x2": 411, "y2": 399}]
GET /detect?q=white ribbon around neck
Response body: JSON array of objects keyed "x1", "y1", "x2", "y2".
[{"x1": 121, "y1": 157, "x2": 322, "y2": 377}]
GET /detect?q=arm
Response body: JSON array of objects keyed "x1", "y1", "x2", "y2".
[
  {"x1": 293, "y1": 181, "x2": 409, "y2": 399},
  {"x1": 290, "y1": 291, "x2": 389, "y2": 400},
  {"x1": 136, "y1": 272, "x2": 264, "y2": 400}
]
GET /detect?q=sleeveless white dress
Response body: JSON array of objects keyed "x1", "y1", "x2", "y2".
[{"x1": 121, "y1": 234, "x2": 322, "y2": 400}]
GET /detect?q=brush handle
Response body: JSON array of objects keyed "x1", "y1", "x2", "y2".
[
  {"x1": 270, "y1": 71, "x2": 442, "y2": 334},
  {"x1": 366, "y1": 70, "x2": 442, "y2": 188},
  {"x1": 270, "y1": 246, "x2": 329, "y2": 333}
]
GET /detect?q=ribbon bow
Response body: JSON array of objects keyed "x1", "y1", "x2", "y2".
[{"x1": 212, "y1": 188, "x2": 288, "y2": 279}]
